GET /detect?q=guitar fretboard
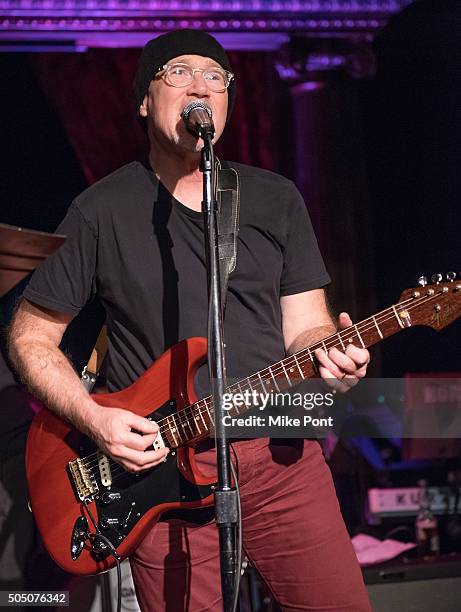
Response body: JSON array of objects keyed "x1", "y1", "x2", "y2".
[{"x1": 155, "y1": 290, "x2": 436, "y2": 447}]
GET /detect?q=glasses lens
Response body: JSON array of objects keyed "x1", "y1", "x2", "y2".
[
  {"x1": 203, "y1": 68, "x2": 227, "y2": 92},
  {"x1": 165, "y1": 64, "x2": 193, "y2": 87}
]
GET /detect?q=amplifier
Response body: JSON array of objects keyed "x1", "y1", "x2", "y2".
[
  {"x1": 368, "y1": 486, "x2": 461, "y2": 519},
  {"x1": 364, "y1": 554, "x2": 461, "y2": 612}
]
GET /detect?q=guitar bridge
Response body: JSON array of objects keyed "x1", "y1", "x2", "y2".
[{"x1": 68, "y1": 457, "x2": 99, "y2": 501}]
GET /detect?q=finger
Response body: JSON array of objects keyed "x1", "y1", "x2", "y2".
[
  {"x1": 127, "y1": 414, "x2": 159, "y2": 435},
  {"x1": 128, "y1": 454, "x2": 169, "y2": 473},
  {"x1": 326, "y1": 347, "x2": 360, "y2": 375},
  {"x1": 318, "y1": 366, "x2": 349, "y2": 393},
  {"x1": 136, "y1": 447, "x2": 169, "y2": 466},
  {"x1": 123, "y1": 430, "x2": 159, "y2": 452},
  {"x1": 315, "y1": 348, "x2": 346, "y2": 380},
  {"x1": 115, "y1": 446, "x2": 169, "y2": 471},
  {"x1": 338, "y1": 311, "x2": 353, "y2": 329},
  {"x1": 341, "y1": 374, "x2": 360, "y2": 389},
  {"x1": 344, "y1": 345, "x2": 370, "y2": 374}
]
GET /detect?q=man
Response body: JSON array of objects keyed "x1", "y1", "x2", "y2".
[{"x1": 8, "y1": 30, "x2": 371, "y2": 611}]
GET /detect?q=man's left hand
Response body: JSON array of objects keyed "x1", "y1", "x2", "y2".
[{"x1": 314, "y1": 312, "x2": 370, "y2": 393}]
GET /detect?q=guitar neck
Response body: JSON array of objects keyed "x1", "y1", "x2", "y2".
[
  {"x1": 160, "y1": 300, "x2": 413, "y2": 448},
  {"x1": 164, "y1": 272, "x2": 461, "y2": 448}
]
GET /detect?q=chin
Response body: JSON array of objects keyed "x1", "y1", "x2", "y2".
[{"x1": 173, "y1": 133, "x2": 203, "y2": 154}]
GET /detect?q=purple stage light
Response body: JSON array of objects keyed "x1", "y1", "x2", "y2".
[{"x1": 0, "y1": 0, "x2": 415, "y2": 51}]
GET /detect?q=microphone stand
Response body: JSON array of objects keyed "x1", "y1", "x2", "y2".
[{"x1": 201, "y1": 131, "x2": 238, "y2": 612}]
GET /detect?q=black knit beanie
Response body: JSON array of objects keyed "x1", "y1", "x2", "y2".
[{"x1": 133, "y1": 29, "x2": 235, "y2": 122}]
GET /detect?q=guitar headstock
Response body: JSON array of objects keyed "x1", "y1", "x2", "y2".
[{"x1": 398, "y1": 273, "x2": 461, "y2": 331}]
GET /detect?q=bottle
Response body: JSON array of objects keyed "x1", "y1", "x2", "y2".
[{"x1": 415, "y1": 479, "x2": 440, "y2": 557}]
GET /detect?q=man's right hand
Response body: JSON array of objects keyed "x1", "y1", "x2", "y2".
[
  {"x1": 8, "y1": 299, "x2": 169, "y2": 474},
  {"x1": 88, "y1": 405, "x2": 170, "y2": 473}
]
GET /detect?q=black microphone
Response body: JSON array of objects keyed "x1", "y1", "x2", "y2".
[{"x1": 181, "y1": 101, "x2": 215, "y2": 139}]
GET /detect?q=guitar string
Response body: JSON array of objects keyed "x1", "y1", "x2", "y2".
[
  {"x1": 80, "y1": 289, "x2": 447, "y2": 477},
  {"x1": 79, "y1": 291, "x2": 437, "y2": 475}
]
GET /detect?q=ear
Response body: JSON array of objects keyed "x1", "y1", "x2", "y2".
[{"x1": 139, "y1": 94, "x2": 148, "y2": 117}]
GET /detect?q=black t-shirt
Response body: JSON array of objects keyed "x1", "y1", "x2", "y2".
[{"x1": 24, "y1": 161, "x2": 330, "y2": 392}]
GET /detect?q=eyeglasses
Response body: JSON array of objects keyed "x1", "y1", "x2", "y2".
[{"x1": 157, "y1": 63, "x2": 234, "y2": 93}]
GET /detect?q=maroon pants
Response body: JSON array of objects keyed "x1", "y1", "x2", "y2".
[{"x1": 130, "y1": 439, "x2": 371, "y2": 611}]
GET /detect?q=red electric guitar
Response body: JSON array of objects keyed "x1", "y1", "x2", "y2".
[{"x1": 26, "y1": 277, "x2": 461, "y2": 575}]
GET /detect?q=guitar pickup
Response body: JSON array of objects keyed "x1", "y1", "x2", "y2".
[
  {"x1": 153, "y1": 431, "x2": 165, "y2": 451},
  {"x1": 146, "y1": 416, "x2": 165, "y2": 452},
  {"x1": 97, "y1": 451, "x2": 112, "y2": 488}
]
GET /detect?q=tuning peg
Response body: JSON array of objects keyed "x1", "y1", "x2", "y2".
[
  {"x1": 447, "y1": 272, "x2": 456, "y2": 281},
  {"x1": 417, "y1": 276, "x2": 428, "y2": 287},
  {"x1": 431, "y1": 273, "x2": 443, "y2": 284}
]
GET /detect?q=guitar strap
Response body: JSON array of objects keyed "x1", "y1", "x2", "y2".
[
  {"x1": 82, "y1": 161, "x2": 240, "y2": 385},
  {"x1": 215, "y1": 158, "x2": 240, "y2": 310},
  {"x1": 81, "y1": 325, "x2": 108, "y2": 392}
]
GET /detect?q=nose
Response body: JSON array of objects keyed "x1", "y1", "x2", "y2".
[{"x1": 186, "y1": 70, "x2": 209, "y2": 97}]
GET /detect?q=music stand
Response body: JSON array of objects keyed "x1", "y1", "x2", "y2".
[{"x1": 0, "y1": 223, "x2": 65, "y2": 298}]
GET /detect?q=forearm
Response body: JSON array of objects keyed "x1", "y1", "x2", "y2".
[
  {"x1": 287, "y1": 322, "x2": 337, "y2": 355},
  {"x1": 8, "y1": 335, "x2": 99, "y2": 437}
]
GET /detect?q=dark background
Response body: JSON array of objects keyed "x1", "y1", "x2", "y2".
[{"x1": 1, "y1": 0, "x2": 460, "y2": 376}]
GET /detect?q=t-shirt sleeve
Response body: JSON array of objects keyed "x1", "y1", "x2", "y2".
[
  {"x1": 280, "y1": 184, "x2": 331, "y2": 296},
  {"x1": 23, "y1": 202, "x2": 97, "y2": 316}
]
